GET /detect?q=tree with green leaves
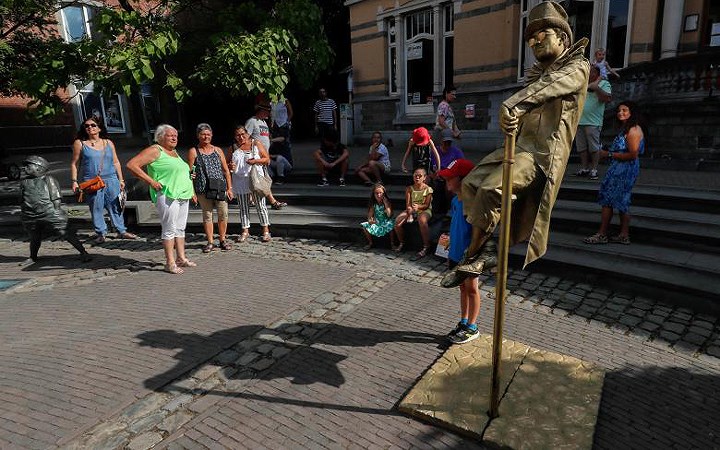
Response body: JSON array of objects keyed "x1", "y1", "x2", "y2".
[{"x1": 0, "y1": 0, "x2": 334, "y2": 120}]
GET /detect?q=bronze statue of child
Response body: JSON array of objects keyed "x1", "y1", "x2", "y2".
[{"x1": 20, "y1": 155, "x2": 91, "y2": 265}]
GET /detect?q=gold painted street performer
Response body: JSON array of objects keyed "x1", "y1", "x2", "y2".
[{"x1": 448, "y1": 1, "x2": 589, "y2": 279}]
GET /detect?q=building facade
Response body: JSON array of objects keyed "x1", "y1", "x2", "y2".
[{"x1": 346, "y1": 0, "x2": 720, "y2": 160}]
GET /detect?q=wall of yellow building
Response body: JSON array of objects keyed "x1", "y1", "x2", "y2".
[
  {"x1": 627, "y1": 0, "x2": 659, "y2": 64},
  {"x1": 453, "y1": 2, "x2": 520, "y2": 88}
]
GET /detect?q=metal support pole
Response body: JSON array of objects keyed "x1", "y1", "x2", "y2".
[{"x1": 489, "y1": 131, "x2": 516, "y2": 419}]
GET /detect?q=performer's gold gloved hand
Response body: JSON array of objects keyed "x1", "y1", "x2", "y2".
[{"x1": 500, "y1": 106, "x2": 519, "y2": 135}]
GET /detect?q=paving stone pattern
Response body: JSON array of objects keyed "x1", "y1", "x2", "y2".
[{"x1": 0, "y1": 232, "x2": 719, "y2": 448}]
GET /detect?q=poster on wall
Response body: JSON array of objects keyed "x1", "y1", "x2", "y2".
[
  {"x1": 80, "y1": 91, "x2": 126, "y2": 133},
  {"x1": 101, "y1": 94, "x2": 126, "y2": 133},
  {"x1": 80, "y1": 91, "x2": 103, "y2": 123},
  {"x1": 407, "y1": 42, "x2": 423, "y2": 60}
]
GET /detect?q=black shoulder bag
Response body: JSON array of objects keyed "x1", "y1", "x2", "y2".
[{"x1": 196, "y1": 149, "x2": 227, "y2": 201}]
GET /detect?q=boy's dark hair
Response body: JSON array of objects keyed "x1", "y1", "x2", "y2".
[{"x1": 442, "y1": 85, "x2": 457, "y2": 96}]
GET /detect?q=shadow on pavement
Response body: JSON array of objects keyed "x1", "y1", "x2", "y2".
[
  {"x1": 593, "y1": 365, "x2": 720, "y2": 448},
  {"x1": 18, "y1": 253, "x2": 157, "y2": 272},
  {"x1": 137, "y1": 326, "x2": 264, "y2": 390},
  {"x1": 138, "y1": 323, "x2": 446, "y2": 419},
  {"x1": 139, "y1": 323, "x2": 443, "y2": 391},
  {"x1": 0, "y1": 255, "x2": 29, "y2": 264}
]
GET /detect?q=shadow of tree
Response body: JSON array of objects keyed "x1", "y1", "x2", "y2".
[
  {"x1": 138, "y1": 322, "x2": 443, "y2": 391},
  {"x1": 137, "y1": 325, "x2": 263, "y2": 390}
]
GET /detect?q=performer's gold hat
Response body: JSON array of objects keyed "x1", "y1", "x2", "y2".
[{"x1": 524, "y1": 1, "x2": 573, "y2": 43}]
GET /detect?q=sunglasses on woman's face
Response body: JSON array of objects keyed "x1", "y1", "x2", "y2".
[{"x1": 84, "y1": 123, "x2": 98, "y2": 128}]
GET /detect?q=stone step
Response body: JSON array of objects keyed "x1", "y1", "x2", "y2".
[{"x1": 511, "y1": 231, "x2": 720, "y2": 314}]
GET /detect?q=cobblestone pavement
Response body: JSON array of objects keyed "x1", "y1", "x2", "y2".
[{"x1": 0, "y1": 231, "x2": 719, "y2": 449}]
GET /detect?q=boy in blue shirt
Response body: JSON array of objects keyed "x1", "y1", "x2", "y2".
[{"x1": 437, "y1": 159, "x2": 491, "y2": 344}]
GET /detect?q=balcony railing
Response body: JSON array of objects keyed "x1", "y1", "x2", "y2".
[{"x1": 615, "y1": 50, "x2": 720, "y2": 103}]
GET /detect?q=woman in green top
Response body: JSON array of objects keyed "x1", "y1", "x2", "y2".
[{"x1": 127, "y1": 124, "x2": 197, "y2": 274}]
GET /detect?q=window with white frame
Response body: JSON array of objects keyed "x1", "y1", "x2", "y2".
[
  {"x1": 443, "y1": 3, "x2": 454, "y2": 89},
  {"x1": 60, "y1": 4, "x2": 97, "y2": 42},
  {"x1": 388, "y1": 18, "x2": 398, "y2": 95},
  {"x1": 405, "y1": 8, "x2": 434, "y2": 112},
  {"x1": 62, "y1": 3, "x2": 128, "y2": 133},
  {"x1": 382, "y1": 3, "x2": 454, "y2": 114}
]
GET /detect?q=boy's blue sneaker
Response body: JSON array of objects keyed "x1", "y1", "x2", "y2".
[{"x1": 449, "y1": 326, "x2": 480, "y2": 344}]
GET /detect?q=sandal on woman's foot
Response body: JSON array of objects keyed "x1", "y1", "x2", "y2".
[
  {"x1": 236, "y1": 232, "x2": 249, "y2": 243},
  {"x1": 164, "y1": 264, "x2": 184, "y2": 274},
  {"x1": 219, "y1": 240, "x2": 232, "y2": 251},
  {"x1": 411, "y1": 246, "x2": 429, "y2": 261},
  {"x1": 583, "y1": 233, "x2": 608, "y2": 244},
  {"x1": 202, "y1": 243, "x2": 214, "y2": 253},
  {"x1": 393, "y1": 242, "x2": 404, "y2": 253},
  {"x1": 271, "y1": 201, "x2": 287, "y2": 210},
  {"x1": 177, "y1": 258, "x2": 197, "y2": 267},
  {"x1": 362, "y1": 243, "x2": 372, "y2": 251},
  {"x1": 609, "y1": 235, "x2": 631, "y2": 245},
  {"x1": 261, "y1": 232, "x2": 272, "y2": 243}
]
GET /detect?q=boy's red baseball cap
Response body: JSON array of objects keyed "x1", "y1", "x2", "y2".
[
  {"x1": 437, "y1": 158, "x2": 475, "y2": 179},
  {"x1": 411, "y1": 127, "x2": 430, "y2": 145}
]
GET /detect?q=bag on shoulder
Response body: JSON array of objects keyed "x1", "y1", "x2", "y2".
[
  {"x1": 77, "y1": 175, "x2": 105, "y2": 201},
  {"x1": 204, "y1": 178, "x2": 227, "y2": 201},
  {"x1": 79, "y1": 175, "x2": 105, "y2": 194},
  {"x1": 249, "y1": 165, "x2": 272, "y2": 196}
]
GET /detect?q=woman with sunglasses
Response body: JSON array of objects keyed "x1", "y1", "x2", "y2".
[{"x1": 70, "y1": 117, "x2": 137, "y2": 244}]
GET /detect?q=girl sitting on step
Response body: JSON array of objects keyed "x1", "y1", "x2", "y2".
[
  {"x1": 360, "y1": 183, "x2": 396, "y2": 250},
  {"x1": 393, "y1": 167, "x2": 433, "y2": 259}
]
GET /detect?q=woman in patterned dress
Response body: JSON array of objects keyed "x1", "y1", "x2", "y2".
[
  {"x1": 584, "y1": 101, "x2": 645, "y2": 245},
  {"x1": 188, "y1": 123, "x2": 234, "y2": 253}
]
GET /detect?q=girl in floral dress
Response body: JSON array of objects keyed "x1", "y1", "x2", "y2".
[{"x1": 360, "y1": 183, "x2": 395, "y2": 250}]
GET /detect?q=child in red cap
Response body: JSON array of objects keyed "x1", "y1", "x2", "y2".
[
  {"x1": 437, "y1": 158, "x2": 489, "y2": 344},
  {"x1": 401, "y1": 127, "x2": 441, "y2": 177}
]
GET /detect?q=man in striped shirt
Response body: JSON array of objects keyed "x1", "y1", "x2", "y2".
[{"x1": 313, "y1": 88, "x2": 338, "y2": 140}]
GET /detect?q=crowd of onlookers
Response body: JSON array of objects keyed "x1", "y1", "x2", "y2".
[{"x1": 16, "y1": 3, "x2": 647, "y2": 351}]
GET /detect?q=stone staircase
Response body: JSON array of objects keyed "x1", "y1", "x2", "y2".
[
  {"x1": 109, "y1": 169, "x2": 720, "y2": 312},
  {"x1": 1, "y1": 142, "x2": 718, "y2": 313}
]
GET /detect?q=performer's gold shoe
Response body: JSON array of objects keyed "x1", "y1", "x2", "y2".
[
  {"x1": 455, "y1": 239, "x2": 498, "y2": 276},
  {"x1": 440, "y1": 269, "x2": 469, "y2": 288}
]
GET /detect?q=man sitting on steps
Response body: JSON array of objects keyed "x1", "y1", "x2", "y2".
[{"x1": 313, "y1": 128, "x2": 350, "y2": 187}]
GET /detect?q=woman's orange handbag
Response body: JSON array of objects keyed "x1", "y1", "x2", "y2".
[
  {"x1": 79, "y1": 175, "x2": 105, "y2": 193},
  {"x1": 76, "y1": 176, "x2": 105, "y2": 202}
]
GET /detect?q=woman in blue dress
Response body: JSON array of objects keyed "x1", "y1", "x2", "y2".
[
  {"x1": 70, "y1": 117, "x2": 137, "y2": 244},
  {"x1": 584, "y1": 101, "x2": 645, "y2": 245},
  {"x1": 360, "y1": 183, "x2": 396, "y2": 250}
]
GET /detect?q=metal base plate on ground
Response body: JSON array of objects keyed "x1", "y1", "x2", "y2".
[{"x1": 398, "y1": 334, "x2": 604, "y2": 449}]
